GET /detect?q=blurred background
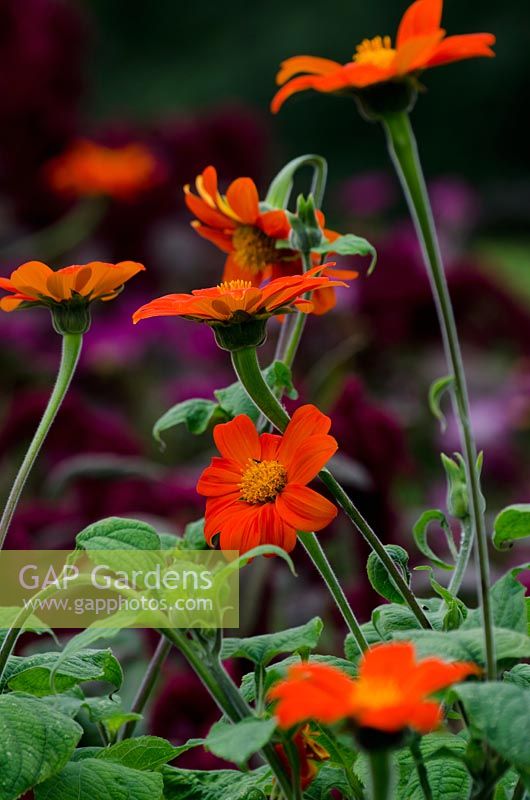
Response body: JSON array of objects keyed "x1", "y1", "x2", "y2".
[{"x1": 1, "y1": 0, "x2": 529, "y2": 766}]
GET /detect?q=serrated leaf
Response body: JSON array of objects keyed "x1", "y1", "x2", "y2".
[
  {"x1": 0, "y1": 693, "x2": 82, "y2": 800},
  {"x1": 394, "y1": 627, "x2": 530, "y2": 667},
  {"x1": 222, "y1": 617, "x2": 323, "y2": 665},
  {"x1": 161, "y1": 764, "x2": 272, "y2": 799},
  {"x1": 413, "y1": 510, "x2": 456, "y2": 570},
  {"x1": 455, "y1": 682, "x2": 530, "y2": 773},
  {"x1": 82, "y1": 696, "x2": 141, "y2": 739},
  {"x1": 345, "y1": 624, "x2": 382, "y2": 661},
  {"x1": 76, "y1": 517, "x2": 161, "y2": 551},
  {"x1": 34, "y1": 758, "x2": 164, "y2": 800},
  {"x1": 305, "y1": 764, "x2": 357, "y2": 799},
  {"x1": 493, "y1": 505, "x2": 530, "y2": 551},
  {"x1": 96, "y1": 736, "x2": 184, "y2": 770},
  {"x1": 396, "y1": 754, "x2": 471, "y2": 800},
  {"x1": 366, "y1": 545, "x2": 411, "y2": 604},
  {"x1": 462, "y1": 567, "x2": 528, "y2": 633},
  {"x1": 205, "y1": 718, "x2": 277, "y2": 764},
  {"x1": 504, "y1": 664, "x2": 530, "y2": 688},
  {"x1": 312, "y1": 234, "x2": 377, "y2": 274},
  {"x1": 429, "y1": 375, "x2": 454, "y2": 432},
  {"x1": 5, "y1": 648, "x2": 123, "y2": 695},
  {"x1": 153, "y1": 398, "x2": 226, "y2": 446}
]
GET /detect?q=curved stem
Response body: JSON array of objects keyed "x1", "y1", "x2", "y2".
[
  {"x1": 447, "y1": 519, "x2": 474, "y2": 597},
  {"x1": 120, "y1": 634, "x2": 172, "y2": 740},
  {"x1": 368, "y1": 750, "x2": 393, "y2": 800},
  {"x1": 382, "y1": 111, "x2": 495, "y2": 679},
  {"x1": 161, "y1": 628, "x2": 294, "y2": 799},
  {"x1": 275, "y1": 250, "x2": 313, "y2": 369},
  {"x1": 231, "y1": 346, "x2": 431, "y2": 631},
  {"x1": 265, "y1": 155, "x2": 328, "y2": 210},
  {"x1": 0, "y1": 332, "x2": 83, "y2": 550},
  {"x1": 299, "y1": 531, "x2": 368, "y2": 653}
]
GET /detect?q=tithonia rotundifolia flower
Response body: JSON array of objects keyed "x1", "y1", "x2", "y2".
[
  {"x1": 271, "y1": 0, "x2": 495, "y2": 113},
  {"x1": 196, "y1": 404, "x2": 338, "y2": 555}
]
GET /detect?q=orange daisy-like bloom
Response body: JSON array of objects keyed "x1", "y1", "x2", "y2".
[
  {"x1": 0, "y1": 261, "x2": 145, "y2": 313},
  {"x1": 47, "y1": 139, "x2": 160, "y2": 200},
  {"x1": 132, "y1": 266, "x2": 347, "y2": 325},
  {"x1": 271, "y1": 0, "x2": 495, "y2": 113},
  {"x1": 184, "y1": 166, "x2": 355, "y2": 315},
  {"x1": 269, "y1": 642, "x2": 480, "y2": 734},
  {"x1": 196, "y1": 404, "x2": 338, "y2": 555}
]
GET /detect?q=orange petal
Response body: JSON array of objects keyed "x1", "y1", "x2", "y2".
[
  {"x1": 402, "y1": 700, "x2": 442, "y2": 734},
  {"x1": 185, "y1": 191, "x2": 233, "y2": 229},
  {"x1": 397, "y1": 0, "x2": 443, "y2": 48},
  {"x1": 213, "y1": 414, "x2": 261, "y2": 464},
  {"x1": 225, "y1": 178, "x2": 260, "y2": 225},
  {"x1": 359, "y1": 642, "x2": 416, "y2": 681},
  {"x1": 310, "y1": 286, "x2": 337, "y2": 315},
  {"x1": 271, "y1": 75, "x2": 328, "y2": 114},
  {"x1": 258, "y1": 209, "x2": 291, "y2": 239},
  {"x1": 424, "y1": 33, "x2": 496, "y2": 68},
  {"x1": 405, "y1": 658, "x2": 480, "y2": 696},
  {"x1": 10, "y1": 261, "x2": 55, "y2": 300},
  {"x1": 132, "y1": 293, "x2": 196, "y2": 323},
  {"x1": 222, "y1": 252, "x2": 262, "y2": 285},
  {"x1": 276, "y1": 55, "x2": 343, "y2": 85},
  {"x1": 338, "y1": 61, "x2": 397, "y2": 89},
  {"x1": 279, "y1": 404, "x2": 332, "y2": 469},
  {"x1": 192, "y1": 222, "x2": 235, "y2": 254},
  {"x1": 269, "y1": 662, "x2": 356, "y2": 728},
  {"x1": 286, "y1": 434, "x2": 337, "y2": 484},
  {"x1": 394, "y1": 30, "x2": 445, "y2": 74},
  {"x1": 196, "y1": 165, "x2": 219, "y2": 205},
  {"x1": 0, "y1": 295, "x2": 26, "y2": 311},
  {"x1": 196, "y1": 457, "x2": 243, "y2": 497},
  {"x1": 204, "y1": 494, "x2": 242, "y2": 545},
  {"x1": 259, "y1": 432, "x2": 282, "y2": 461},
  {"x1": 276, "y1": 484, "x2": 337, "y2": 532}
]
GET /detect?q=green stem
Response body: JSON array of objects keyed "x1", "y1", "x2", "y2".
[
  {"x1": 277, "y1": 250, "x2": 313, "y2": 369},
  {"x1": 382, "y1": 111, "x2": 495, "y2": 679},
  {"x1": 299, "y1": 532, "x2": 368, "y2": 653},
  {"x1": 120, "y1": 634, "x2": 172, "y2": 740},
  {"x1": 161, "y1": 629, "x2": 294, "y2": 799},
  {"x1": 0, "y1": 332, "x2": 83, "y2": 550},
  {"x1": 231, "y1": 346, "x2": 431, "y2": 631},
  {"x1": 409, "y1": 739, "x2": 433, "y2": 800},
  {"x1": 447, "y1": 519, "x2": 474, "y2": 597},
  {"x1": 368, "y1": 750, "x2": 394, "y2": 800},
  {"x1": 513, "y1": 778, "x2": 526, "y2": 800}
]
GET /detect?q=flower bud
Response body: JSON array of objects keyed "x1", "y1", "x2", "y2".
[
  {"x1": 288, "y1": 194, "x2": 323, "y2": 252},
  {"x1": 51, "y1": 302, "x2": 92, "y2": 335}
]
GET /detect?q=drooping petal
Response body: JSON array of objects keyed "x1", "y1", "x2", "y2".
[
  {"x1": 225, "y1": 178, "x2": 260, "y2": 225},
  {"x1": 396, "y1": 0, "x2": 443, "y2": 48},
  {"x1": 424, "y1": 33, "x2": 496, "y2": 68},
  {"x1": 285, "y1": 434, "x2": 338, "y2": 485},
  {"x1": 276, "y1": 55, "x2": 343, "y2": 85},
  {"x1": 213, "y1": 414, "x2": 261, "y2": 464},
  {"x1": 185, "y1": 190, "x2": 234, "y2": 229},
  {"x1": 271, "y1": 75, "x2": 331, "y2": 114},
  {"x1": 191, "y1": 222, "x2": 235, "y2": 254},
  {"x1": 276, "y1": 484, "x2": 337, "y2": 532}
]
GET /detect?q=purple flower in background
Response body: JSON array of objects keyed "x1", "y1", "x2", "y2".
[{"x1": 339, "y1": 171, "x2": 397, "y2": 219}]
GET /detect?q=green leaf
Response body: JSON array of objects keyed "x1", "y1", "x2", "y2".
[
  {"x1": 96, "y1": 736, "x2": 184, "y2": 770},
  {"x1": 0, "y1": 608, "x2": 52, "y2": 645},
  {"x1": 214, "y1": 362, "x2": 297, "y2": 423},
  {"x1": 76, "y1": 516, "x2": 162, "y2": 551},
  {"x1": 222, "y1": 617, "x2": 323, "y2": 665},
  {"x1": 204, "y1": 718, "x2": 277, "y2": 764},
  {"x1": 455, "y1": 682, "x2": 530, "y2": 773},
  {"x1": 428, "y1": 375, "x2": 454, "y2": 432},
  {"x1": 312, "y1": 234, "x2": 377, "y2": 275},
  {"x1": 394, "y1": 627, "x2": 530, "y2": 667},
  {"x1": 413, "y1": 510, "x2": 456, "y2": 570},
  {"x1": 305, "y1": 764, "x2": 356, "y2": 799},
  {"x1": 396, "y1": 755, "x2": 471, "y2": 800},
  {"x1": 462, "y1": 568, "x2": 528, "y2": 633},
  {"x1": 493, "y1": 505, "x2": 530, "y2": 551},
  {"x1": 161, "y1": 765, "x2": 272, "y2": 800},
  {"x1": 372, "y1": 604, "x2": 423, "y2": 640},
  {"x1": 82, "y1": 696, "x2": 142, "y2": 740},
  {"x1": 153, "y1": 398, "x2": 226, "y2": 446},
  {"x1": 182, "y1": 518, "x2": 208, "y2": 550},
  {"x1": 345, "y1": 624, "x2": 382, "y2": 660},
  {"x1": 34, "y1": 758, "x2": 164, "y2": 800},
  {"x1": 504, "y1": 664, "x2": 530, "y2": 689},
  {"x1": 0, "y1": 693, "x2": 82, "y2": 800},
  {"x1": 4, "y1": 648, "x2": 123, "y2": 695},
  {"x1": 366, "y1": 545, "x2": 411, "y2": 604}
]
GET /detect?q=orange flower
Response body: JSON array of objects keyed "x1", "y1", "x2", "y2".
[
  {"x1": 132, "y1": 266, "x2": 348, "y2": 325},
  {"x1": 47, "y1": 139, "x2": 160, "y2": 199},
  {"x1": 271, "y1": 0, "x2": 495, "y2": 112},
  {"x1": 275, "y1": 725, "x2": 329, "y2": 790},
  {"x1": 269, "y1": 642, "x2": 480, "y2": 734},
  {"x1": 0, "y1": 261, "x2": 145, "y2": 313},
  {"x1": 196, "y1": 404, "x2": 338, "y2": 555},
  {"x1": 185, "y1": 166, "x2": 355, "y2": 314}
]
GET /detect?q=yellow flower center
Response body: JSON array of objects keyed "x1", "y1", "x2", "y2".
[
  {"x1": 240, "y1": 459, "x2": 288, "y2": 504},
  {"x1": 232, "y1": 225, "x2": 278, "y2": 274},
  {"x1": 217, "y1": 279, "x2": 253, "y2": 293},
  {"x1": 354, "y1": 36, "x2": 396, "y2": 69},
  {"x1": 355, "y1": 678, "x2": 402, "y2": 710}
]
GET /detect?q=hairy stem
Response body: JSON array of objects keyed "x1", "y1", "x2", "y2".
[
  {"x1": 120, "y1": 635, "x2": 173, "y2": 740},
  {"x1": 382, "y1": 111, "x2": 495, "y2": 678},
  {"x1": 0, "y1": 332, "x2": 83, "y2": 549},
  {"x1": 231, "y1": 346, "x2": 431, "y2": 631}
]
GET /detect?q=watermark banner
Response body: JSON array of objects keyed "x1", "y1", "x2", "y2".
[{"x1": 0, "y1": 549, "x2": 239, "y2": 629}]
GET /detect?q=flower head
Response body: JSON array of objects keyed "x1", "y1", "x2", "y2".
[
  {"x1": 185, "y1": 166, "x2": 355, "y2": 314},
  {"x1": 269, "y1": 642, "x2": 480, "y2": 734},
  {"x1": 196, "y1": 404, "x2": 338, "y2": 555},
  {"x1": 133, "y1": 266, "x2": 346, "y2": 326},
  {"x1": 47, "y1": 139, "x2": 161, "y2": 199},
  {"x1": 271, "y1": 0, "x2": 495, "y2": 113},
  {"x1": 0, "y1": 260, "x2": 145, "y2": 333}
]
